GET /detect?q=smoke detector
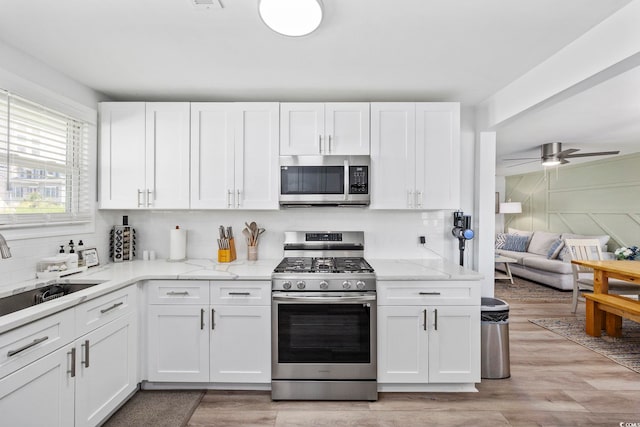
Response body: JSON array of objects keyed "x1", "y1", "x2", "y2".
[{"x1": 191, "y1": 0, "x2": 223, "y2": 10}]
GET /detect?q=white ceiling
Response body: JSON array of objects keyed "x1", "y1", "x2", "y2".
[{"x1": 0, "y1": 0, "x2": 637, "y2": 175}]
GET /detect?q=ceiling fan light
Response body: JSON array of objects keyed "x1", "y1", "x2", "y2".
[
  {"x1": 542, "y1": 158, "x2": 561, "y2": 166},
  {"x1": 259, "y1": 0, "x2": 323, "y2": 37}
]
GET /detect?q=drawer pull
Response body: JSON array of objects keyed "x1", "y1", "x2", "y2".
[
  {"x1": 7, "y1": 336, "x2": 49, "y2": 357},
  {"x1": 228, "y1": 292, "x2": 251, "y2": 296},
  {"x1": 68, "y1": 347, "x2": 76, "y2": 378},
  {"x1": 419, "y1": 292, "x2": 441, "y2": 296},
  {"x1": 100, "y1": 301, "x2": 124, "y2": 314},
  {"x1": 166, "y1": 291, "x2": 190, "y2": 296},
  {"x1": 81, "y1": 339, "x2": 90, "y2": 368}
]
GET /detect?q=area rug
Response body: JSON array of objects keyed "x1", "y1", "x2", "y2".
[
  {"x1": 103, "y1": 390, "x2": 205, "y2": 427},
  {"x1": 495, "y1": 276, "x2": 572, "y2": 302},
  {"x1": 530, "y1": 317, "x2": 640, "y2": 374}
]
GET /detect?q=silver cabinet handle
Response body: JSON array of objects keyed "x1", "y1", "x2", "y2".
[
  {"x1": 81, "y1": 339, "x2": 90, "y2": 368},
  {"x1": 227, "y1": 190, "x2": 232, "y2": 208},
  {"x1": 137, "y1": 189, "x2": 144, "y2": 208},
  {"x1": 228, "y1": 292, "x2": 251, "y2": 296},
  {"x1": 423, "y1": 309, "x2": 427, "y2": 331},
  {"x1": 416, "y1": 191, "x2": 423, "y2": 208},
  {"x1": 434, "y1": 308, "x2": 438, "y2": 331},
  {"x1": 318, "y1": 135, "x2": 322, "y2": 154},
  {"x1": 211, "y1": 308, "x2": 215, "y2": 330},
  {"x1": 100, "y1": 301, "x2": 124, "y2": 314},
  {"x1": 7, "y1": 336, "x2": 49, "y2": 357},
  {"x1": 236, "y1": 189, "x2": 241, "y2": 208},
  {"x1": 200, "y1": 308, "x2": 204, "y2": 330},
  {"x1": 68, "y1": 347, "x2": 76, "y2": 378},
  {"x1": 419, "y1": 292, "x2": 441, "y2": 296},
  {"x1": 407, "y1": 190, "x2": 414, "y2": 208},
  {"x1": 167, "y1": 291, "x2": 189, "y2": 296},
  {"x1": 328, "y1": 135, "x2": 332, "y2": 153},
  {"x1": 146, "y1": 189, "x2": 153, "y2": 207}
]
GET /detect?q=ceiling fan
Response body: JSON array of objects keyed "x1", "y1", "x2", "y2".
[{"x1": 504, "y1": 142, "x2": 620, "y2": 167}]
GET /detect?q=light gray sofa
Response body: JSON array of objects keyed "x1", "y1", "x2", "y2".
[{"x1": 495, "y1": 229, "x2": 611, "y2": 291}]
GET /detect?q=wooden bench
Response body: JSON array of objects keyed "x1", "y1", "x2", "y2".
[{"x1": 584, "y1": 293, "x2": 640, "y2": 337}]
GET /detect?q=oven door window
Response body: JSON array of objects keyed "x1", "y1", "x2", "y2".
[
  {"x1": 280, "y1": 166, "x2": 344, "y2": 195},
  {"x1": 277, "y1": 303, "x2": 371, "y2": 363}
]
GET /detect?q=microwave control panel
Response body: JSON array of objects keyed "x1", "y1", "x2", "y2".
[{"x1": 349, "y1": 166, "x2": 369, "y2": 194}]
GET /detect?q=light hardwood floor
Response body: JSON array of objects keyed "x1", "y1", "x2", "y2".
[{"x1": 187, "y1": 300, "x2": 640, "y2": 427}]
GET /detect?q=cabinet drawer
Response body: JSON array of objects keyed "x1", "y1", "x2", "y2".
[
  {"x1": 75, "y1": 285, "x2": 137, "y2": 336},
  {"x1": 147, "y1": 280, "x2": 209, "y2": 305},
  {"x1": 211, "y1": 281, "x2": 271, "y2": 306},
  {"x1": 0, "y1": 308, "x2": 75, "y2": 379},
  {"x1": 378, "y1": 281, "x2": 480, "y2": 306}
]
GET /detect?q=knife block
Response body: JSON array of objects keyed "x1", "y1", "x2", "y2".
[{"x1": 217, "y1": 238, "x2": 236, "y2": 263}]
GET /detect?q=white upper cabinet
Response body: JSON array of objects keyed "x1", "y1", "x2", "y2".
[
  {"x1": 370, "y1": 102, "x2": 460, "y2": 210},
  {"x1": 99, "y1": 102, "x2": 190, "y2": 209},
  {"x1": 191, "y1": 103, "x2": 279, "y2": 209},
  {"x1": 280, "y1": 103, "x2": 370, "y2": 155}
]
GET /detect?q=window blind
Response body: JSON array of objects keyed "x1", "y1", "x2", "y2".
[{"x1": 0, "y1": 89, "x2": 91, "y2": 226}]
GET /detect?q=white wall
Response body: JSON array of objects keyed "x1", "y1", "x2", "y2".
[{"x1": 0, "y1": 40, "x2": 115, "y2": 285}]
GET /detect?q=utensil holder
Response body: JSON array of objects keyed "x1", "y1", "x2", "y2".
[{"x1": 248, "y1": 245, "x2": 258, "y2": 261}]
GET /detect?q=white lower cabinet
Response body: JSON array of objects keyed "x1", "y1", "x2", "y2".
[
  {"x1": 75, "y1": 311, "x2": 138, "y2": 427},
  {"x1": 377, "y1": 281, "x2": 480, "y2": 386},
  {"x1": 0, "y1": 284, "x2": 139, "y2": 427},
  {"x1": 0, "y1": 345, "x2": 75, "y2": 427},
  {"x1": 145, "y1": 280, "x2": 271, "y2": 384},
  {"x1": 210, "y1": 305, "x2": 270, "y2": 383}
]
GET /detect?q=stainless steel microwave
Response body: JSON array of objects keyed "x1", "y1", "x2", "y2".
[{"x1": 279, "y1": 156, "x2": 370, "y2": 207}]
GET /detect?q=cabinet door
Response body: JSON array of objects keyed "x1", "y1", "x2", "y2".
[
  {"x1": 99, "y1": 102, "x2": 146, "y2": 209},
  {"x1": 75, "y1": 312, "x2": 138, "y2": 427},
  {"x1": 146, "y1": 103, "x2": 190, "y2": 209},
  {"x1": 147, "y1": 305, "x2": 209, "y2": 382},
  {"x1": 377, "y1": 305, "x2": 428, "y2": 383},
  {"x1": 415, "y1": 102, "x2": 460, "y2": 209},
  {"x1": 428, "y1": 306, "x2": 480, "y2": 383},
  {"x1": 370, "y1": 103, "x2": 416, "y2": 209},
  {"x1": 325, "y1": 103, "x2": 370, "y2": 155},
  {"x1": 280, "y1": 103, "x2": 324, "y2": 155},
  {"x1": 0, "y1": 346, "x2": 74, "y2": 427},
  {"x1": 210, "y1": 305, "x2": 270, "y2": 383},
  {"x1": 235, "y1": 103, "x2": 279, "y2": 209},
  {"x1": 190, "y1": 103, "x2": 235, "y2": 209}
]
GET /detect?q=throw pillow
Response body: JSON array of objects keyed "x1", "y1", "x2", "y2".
[
  {"x1": 528, "y1": 231, "x2": 561, "y2": 256},
  {"x1": 507, "y1": 227, "x2": 534, "y2": 249},
  {"x1": 546, "y1": 239, "x2": 564, "y2": 259},
  {"x1": 495, "y1": 233, "x2": 507, "y2": 249},
  {"x1": 503, "y1": 234, "x2": 529, "y2": 252}
]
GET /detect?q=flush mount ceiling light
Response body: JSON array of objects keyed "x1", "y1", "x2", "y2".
[{"x1": 259, "y1": 0, "x2": 323, "y2": 37}]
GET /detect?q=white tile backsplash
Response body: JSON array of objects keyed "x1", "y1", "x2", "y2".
[{"x1": 0, "y1": 208, "x2": 465, "y2": 287}]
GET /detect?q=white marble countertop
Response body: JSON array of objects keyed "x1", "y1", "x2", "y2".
[
  {"x1": 369, "y1": 259, "x2": 483, "y2": 281},
  {"x1": 1, "y1": 257, "x2": 482, "y2": 334}
]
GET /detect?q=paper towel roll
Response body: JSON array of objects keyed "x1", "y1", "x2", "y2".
[{"x1": 169, "y1": 226, "x2": 187, "y2": 261}]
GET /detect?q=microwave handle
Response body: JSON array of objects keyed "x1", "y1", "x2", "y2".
[{"x1": 344, "y1": 159, "x2": 349, "y2": 200}]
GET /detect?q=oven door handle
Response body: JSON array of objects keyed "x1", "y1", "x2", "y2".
[{"x1": 272, "y1": 294, "x2": 376, "y2": 303}]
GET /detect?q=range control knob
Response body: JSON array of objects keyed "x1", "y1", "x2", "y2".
[
  {"x1": 319, "y1": 281, "x2": 329, "y2": 290},
  {"x1": 296, "y1": 281, "x2": 306, "y2": 290},
  {"x1": 282, "y1": 281, "x2": 292, "y2": 290},
  {"x1": 356, "y1": 280, "x2": 366, "y2": 290},
  {"x1": 342, "y1": 281, "x2": 352, "y2": 290}
]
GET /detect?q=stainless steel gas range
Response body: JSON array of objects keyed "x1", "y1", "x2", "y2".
[{"x1": 271, "y1": 231, "x2": 377, "y2": 401}]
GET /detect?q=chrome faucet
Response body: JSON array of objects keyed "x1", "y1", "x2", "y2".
[{"x1": 0, "y1": 232, "x2": 11, "y2": 259}]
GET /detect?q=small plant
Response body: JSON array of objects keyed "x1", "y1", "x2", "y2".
[{"x1": 614, "y1": 246, "x2": 639, "y2": 260}]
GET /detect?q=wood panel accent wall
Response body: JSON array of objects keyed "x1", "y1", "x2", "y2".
[{"x1": 504, "y1": 153, "x2": 640, "y2": 251}]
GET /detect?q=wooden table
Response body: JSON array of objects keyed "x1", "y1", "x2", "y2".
[{"x1": 571, "y1": 260, "x2": 640, "y2": 336}]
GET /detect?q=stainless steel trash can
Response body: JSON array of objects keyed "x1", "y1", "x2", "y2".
[{"x1": 481, "y1": 297, "x2": 510, "y2": 379}]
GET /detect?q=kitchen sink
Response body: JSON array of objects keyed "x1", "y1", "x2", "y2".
[{"x1": 0, "y1": 280, "x2": 107, "y2": 317}]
